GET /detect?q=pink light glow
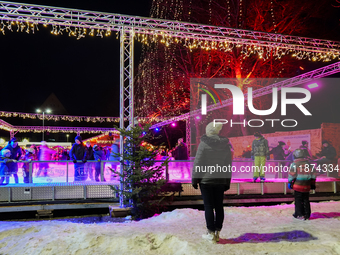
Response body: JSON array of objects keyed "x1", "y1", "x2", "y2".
[
  {"x1": 307, "y1": 83, "x2": 318, "y2": 89},
  {"x1": 171, "y1": 123, "x2": 176, "y2": 127}
]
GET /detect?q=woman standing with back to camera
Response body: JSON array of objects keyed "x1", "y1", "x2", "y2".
[{"x1": 192, "y1": 122, "x2": 232, "y2": 243}]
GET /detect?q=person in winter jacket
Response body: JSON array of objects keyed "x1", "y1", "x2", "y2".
[
  {"x1": 36, "y1": 141, "x2": 55, "y2": 177},
  {"x1": 288, "y1": 149, "x2": 316, "y2": 220},
  {"x1": 316, "y1": 140, "x2": 336, "y2": 166},
  {"x1": 23, "y1": 148, "x2": 35, "y2": 183},
  {"x1": 109, "y1": 139, "x2": 120, "y2": 181},
  {"x1": 0, "y1": 149, "x2": 17, "y2": 185},
  {"x1": 3, "y1": 137, "x2": 22, "y2": 184},
  {"x1": 69, "y1": 135, "x2": 88, "y2": 181},
  {"x1": 270, "y1": 141, "x2": 286, "y2": 160},
  {"x1": 85, "y1": 141, "x2": 95, "y2": 180},
  {"x1": 299, "y1": 141, "x2": 312, "y2": 159},
  {"x1": 93, "y1": 145, "x2": 107, "y2": 182},
  {"x1": 251, "y1": 132, "x2": 269, "y2": 182},
  {"x1": 192, "y1": 122, "x2": 232, "y2": 243},
  {"x1": 270, "y1": 141, "x2": 287, "y2": 178},
  {"x1": 173, "y1": 138, "x2": 190, "y2": 179}
]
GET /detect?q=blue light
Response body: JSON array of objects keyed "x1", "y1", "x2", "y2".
[{"x1": 155, "y1": 128, "x2": 159, "y2": 131}]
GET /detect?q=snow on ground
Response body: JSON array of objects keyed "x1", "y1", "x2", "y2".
[{"x1": 1, "y1": 201, "x2": 340, "y2": 255}]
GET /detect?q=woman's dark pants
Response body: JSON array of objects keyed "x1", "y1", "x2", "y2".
[{"x1": 199, "y1": 183, "x2": 225, "y2": 232}]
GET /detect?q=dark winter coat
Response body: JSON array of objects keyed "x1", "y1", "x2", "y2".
[
  {"x1": 320, "y1": 145, "x2": 336, "y2": 160},
  {"x1": 93, "y1": 149, "x2": 106, "y2": 161},
  {"x1": 192, "y1": 135, "x2": 232, "y2": 188},
  {"x1": 69, "y1": 143, "x2": 87, "y2": 161},
  {"x1": 0, "y1": 156, "x2": 15, "y2": 176},
  {"x1": 270, "y1": 145, "x2": 286, "y2": 160},
  {"x1": 109, "y1": 144, "x2": 120, "y2": 161},
  {"x1": 86, "y1": 146, "x2": 94, "y2": 160},
  {"x1": 3, "y1": 143, "x2": 22, "y2": 173},
  {"x1": 288, "y1": 158, "x2": 316, "y2": 193},
  {"x1": 173, "y1": 142, "x2": 189, "y2": 160},
  {"x1": 251, "y1": 137, "x2": 269, "y2": 157},
  {"x1": 93, "y1": 149, "x2": 106, "y2": 170},
  {"x1": 299, "y1": 145, "x2": 312, "y2": 158},
  {"x1": 3, "y1": 143, "x2": 22, "y2": 160}
]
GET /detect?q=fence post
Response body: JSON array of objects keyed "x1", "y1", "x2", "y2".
[
  {"x1": 66, "y1": 161, "x2": 69, "y2": 183},
  {"x1": 100, "y1": 161, "x2": 104, "y2": 182},
  {"x1": 29, "y1": 161, "x2": 33, "y2": 183},
  {"x1": 166, "y1": 160, "x2": 169, "y2": 182}
]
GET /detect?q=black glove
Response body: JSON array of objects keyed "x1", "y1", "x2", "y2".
[
  {"x1": 73, "y1": 159, "x2": 77, "y2": 164},
  {"x1": 82, "y1": 159, "x2": 87, "y2": 163},
  {"x1": 311, "y1": 184, "x2": 316, "y2": 190},
  {"x1": 192, "y1": 183, "x2": 198, "y2": 189}
]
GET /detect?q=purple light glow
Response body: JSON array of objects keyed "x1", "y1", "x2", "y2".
[
  {"x1": 171, "y1": 123, "x2": 176, "y2": 127},
  {"x1": 307, "y1": 83, "x2": 318, "y2": 89}
]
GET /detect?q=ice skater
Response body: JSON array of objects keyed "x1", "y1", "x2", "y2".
[
  {"x1": 3, "y1": 137, "x2": 22, "y2": 184},
  {"x1": 0, "y1": 149, "x2": 17, "y2": 185},
  {"x1": 36, "y1": 141, "x2": 55, "y2": 177},
  {"x1": 173, "y1": 138, "x2": 190, "y2": 179},
  {"x1": 93, "y1": 145, "x2": 106, "y2": 182},
  {"x1": 251, "y1": 131, "x2": 269, "y2": 182},
  {"x1": 288, "y1": 149, "x2": 316, "y2": 220},
  {"x1": 69, "y1": 136, "x2": 88, "y2": 182}
]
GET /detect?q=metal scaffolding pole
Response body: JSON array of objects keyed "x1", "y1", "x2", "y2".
[{"x1": 119, "y1": 28, "x2": 134, "y2": 207}]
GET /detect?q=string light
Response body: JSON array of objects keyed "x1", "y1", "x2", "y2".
[
  {"x1": 0, "y1": 111, "x2": 173, "y2": 124},
  {"x1": 0, "y1": 14, "x2": 337, "y2": 62}
]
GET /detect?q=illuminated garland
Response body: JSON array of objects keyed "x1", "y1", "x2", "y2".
[
  {"x1": 1, "y1": 18, "x2": 339, "y2": 62},
  {"x1": 135, "y1": 34, "x2": 339, "y2": 62},
  {"x1": 0, "y1": 111, "x2": 171, "y2": 123},
  {"x1": 2, "y1": 125, "x2": 120, "y2": 134}
]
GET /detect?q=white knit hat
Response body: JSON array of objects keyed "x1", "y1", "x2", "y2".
[
  {"x1": 206, "y1": 122, "x2": 223, "y2": 137},
  {"x1": 1, "y1": 149, "x2": 11, "y2": 157}
]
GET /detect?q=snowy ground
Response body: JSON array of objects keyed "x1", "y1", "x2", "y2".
[{"x1": 1, "y1": 201, "x2": 340, "y2": 255}]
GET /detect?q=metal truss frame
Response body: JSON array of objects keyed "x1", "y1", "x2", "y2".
[
  {"x1": 120, "y1": 29, "x2": 134, "y2": 130},
  {"x1": 0, "y1": 1, "x2": 340, "y2": 55},
  {"x1": 119, "y1": 29, "x2": 134, "y2": 207},
  {"x1": 0, "y1": 118, "x2": 13, "y2": 131}
]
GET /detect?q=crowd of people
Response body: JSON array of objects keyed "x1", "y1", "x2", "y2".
[{"x1": 239, "y1": 133, "x2": 338, "y2": 182}]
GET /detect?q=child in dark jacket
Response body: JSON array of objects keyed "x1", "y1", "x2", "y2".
[
  {"x1": 0, "y1": 149, "x2": 16, "y2": 185},
  {"x1": 23, "y1": 148, "x2": 35, "y2": 183},
  {"x1": 288, "y1": 149, "x2": 316, "y2": 220},
  {"x1": 93, "y1": 145, "x2": 106, "y2": 182}
]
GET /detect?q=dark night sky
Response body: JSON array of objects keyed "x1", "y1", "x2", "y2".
[{"x1": 0, "y1": 0, "x2": 152, "y2": 117}]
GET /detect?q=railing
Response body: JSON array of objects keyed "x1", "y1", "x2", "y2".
[{"x1": 0, "y1": 159, "x2": 337, "y2": 185}]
